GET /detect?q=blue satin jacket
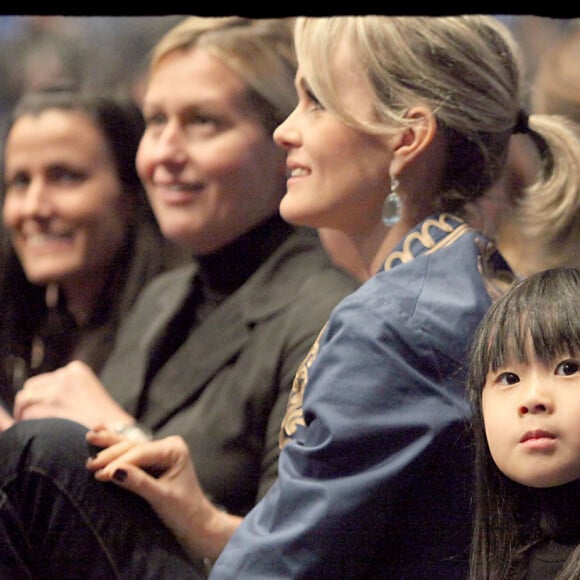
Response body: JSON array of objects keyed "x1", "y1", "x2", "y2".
[{"x1": 212, "y1": 214, "x2": 514, "y2": 579}]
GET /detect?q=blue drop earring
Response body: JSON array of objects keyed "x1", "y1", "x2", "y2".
[{"x1": 382, "y1": 175, "x2": 401, "y2": 226}]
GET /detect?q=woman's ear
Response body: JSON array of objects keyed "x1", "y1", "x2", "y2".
[{"x1": 389, "y1": 106, "x2": 438, "y2": 176}]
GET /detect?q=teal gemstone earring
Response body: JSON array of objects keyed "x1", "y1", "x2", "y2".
[{"x1": 382, "y1": 176, "x2": 401, "y2": 226}]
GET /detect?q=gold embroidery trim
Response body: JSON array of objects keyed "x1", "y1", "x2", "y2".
[
  {"x1": 384, "y1": 214, "x2": 467, "y2": 270},
  {"x1": 279, "y1": 324, "x2": 326, "y2": 449}
]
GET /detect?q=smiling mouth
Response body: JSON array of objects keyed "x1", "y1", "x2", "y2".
[
  {"x1": 287, "y1": 168, "x2": 309, "y2": 178},
  {"x1": 150, "y1": 182, "x2": 202, "y2": 207},
  {"x1": 154, "y1": 179, "x2": 205, "y2": 191},
  {"x1": 24, "y1": 231, "x2": 74, "y2": 246}
]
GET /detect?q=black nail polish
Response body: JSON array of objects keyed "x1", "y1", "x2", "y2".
[
  {"x1": 113, "y1": 469, "x2": 128, "y2": 482},
  {"x1": 86, "y1": 442, "x2": 102, "y2": 459}
]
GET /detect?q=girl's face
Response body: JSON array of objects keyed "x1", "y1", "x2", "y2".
[
  {"x1": 3, "y1": 110, "x2": 132, "y2": 290},
  {"x1": 137, "y1": 48, "x2": 286, "y2": 255},
  {"x1": 273, "y1": 44, "x2": 394, "y2": 235},
  {"x1": 482, "y1": 351, "x2": 580, "y2": 487}
]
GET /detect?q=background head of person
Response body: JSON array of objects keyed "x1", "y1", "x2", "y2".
[
  {"x1": 0, "y1": 86, "x2": 171, "y2": 401},
  {"x1": 464, "y1": 20, "x2": 580, "y2": 278},
  {"x1": 531, "y1": 22, "x2": 580, "y2": 124},
  {"x1": 136, "y1": 16, "x2": 297, "y2": 256},
  {"x1": 470, "y1": 120, "x2": 580, "y2": 278}
]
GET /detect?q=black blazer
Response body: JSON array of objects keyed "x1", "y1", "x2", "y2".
[{"x1": 100, "y1": 227, "x2": 359, "y2": 515}]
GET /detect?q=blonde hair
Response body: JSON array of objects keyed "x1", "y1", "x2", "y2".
[
  {"x1": 294, "y1": 15, "x2": 580, "y2": 216},
  {"x1": 511, "y1": 115, "x2": 580, "y2": 268},
  {"x1": 150, "y1": 17, "x2": 297, "y2": 133}
]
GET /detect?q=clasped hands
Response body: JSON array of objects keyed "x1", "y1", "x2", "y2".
[
  {"x1": 0, "y1": 359, "x2": 237, "y2": 562},
  {"x1": 0, "y1": 360, "x2": 134, "y2": 431}
]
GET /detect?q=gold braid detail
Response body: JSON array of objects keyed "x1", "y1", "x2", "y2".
[
  {"x1": 384, "y1": 214, "x2": 466, "y2": 270},
  {"x1": 279, "y1": 324, "x2": 327, "y2": 449}
]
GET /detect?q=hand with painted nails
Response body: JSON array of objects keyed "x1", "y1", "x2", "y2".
[{"x1": 86, "y1": 426, "x2": 241, "y2": 562}]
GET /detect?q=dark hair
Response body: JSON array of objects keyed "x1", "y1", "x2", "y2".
[
  {"x1": 467, "y1": 267, "x2": 580, "y2": 579},
  {"x1": 2, "y1": 85, "x2": 145, "y2": 197}
]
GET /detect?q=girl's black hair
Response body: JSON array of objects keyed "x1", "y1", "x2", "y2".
[{"x1": 467, "y1": 267, "x2": 580, "y2": 579}]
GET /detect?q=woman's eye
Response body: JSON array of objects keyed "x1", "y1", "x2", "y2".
[
  {"x1": 555, "y1": 359, "x2": 580, "y2": 376},
  {"x1": 190, "y1": 114, "x2": 215, "y2": 125},
  {"x1": 48, "y1": 167, "x2": 85, "y2": 185},
  {"x1": 5, "y1": 173, "x2": 30, "y2": 191},
  {"x1": 185, "y1": 113, "x2": 222, "y2": 131},
  {"x1": 144, "y1": 112, "x2": 166, "y2": 127},
  {"x1": 305, "y1": 88, "x2": 323, "y2": 110},
  {"x1": 496, "y1": 372, "x2": 520, "y2": 386}
]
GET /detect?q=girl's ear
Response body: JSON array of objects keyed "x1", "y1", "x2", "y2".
[{"x1": 389, "y1": 106, "x2": 438, "y2": 176}]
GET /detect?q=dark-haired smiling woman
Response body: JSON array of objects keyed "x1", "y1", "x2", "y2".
[{"x1": 0, "y1": 88, "x2": 183, "y2": 411}]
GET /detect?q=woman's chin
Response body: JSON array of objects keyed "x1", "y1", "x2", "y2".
[{"x1": 279, "y1": 205, "x2": 323, "y2": 230}]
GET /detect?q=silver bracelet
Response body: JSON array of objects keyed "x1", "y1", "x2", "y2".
[{"x1": 109, "y1": 422, "x2": 153, "y2": 442}]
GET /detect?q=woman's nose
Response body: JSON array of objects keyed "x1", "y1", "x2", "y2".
[
  {"x1": 20, "y1": 180, "x2": 52, "y2": 218},
  {"x1": 152, "y1": 120, "x2": 188, "y2": 165},
  {"x1": 273, "y1": 108, "x2": 301, "y2": 150}
]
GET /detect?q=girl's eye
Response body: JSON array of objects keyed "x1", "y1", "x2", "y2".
[
  {"x1": 555, "y1": 359, "x2": 580, "y2": 377},
  {"x1": 496, "y1": 371, "x2": 520, "y2": 386}
]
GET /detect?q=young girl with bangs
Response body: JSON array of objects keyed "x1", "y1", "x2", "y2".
[{"x1": 467, "y1": 267, "x2": 580, "y2": 579}]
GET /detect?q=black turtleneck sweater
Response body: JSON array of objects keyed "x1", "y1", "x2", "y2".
[
  {"x1": 195, "y1": 214, "x2": 293, "y2": 319},
  {"x1": 144, "y1": 215, "x2": 294, "y2": 385},
  {"x1": 526, "y1": 480, "x2": 580, "y2": 579}
]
